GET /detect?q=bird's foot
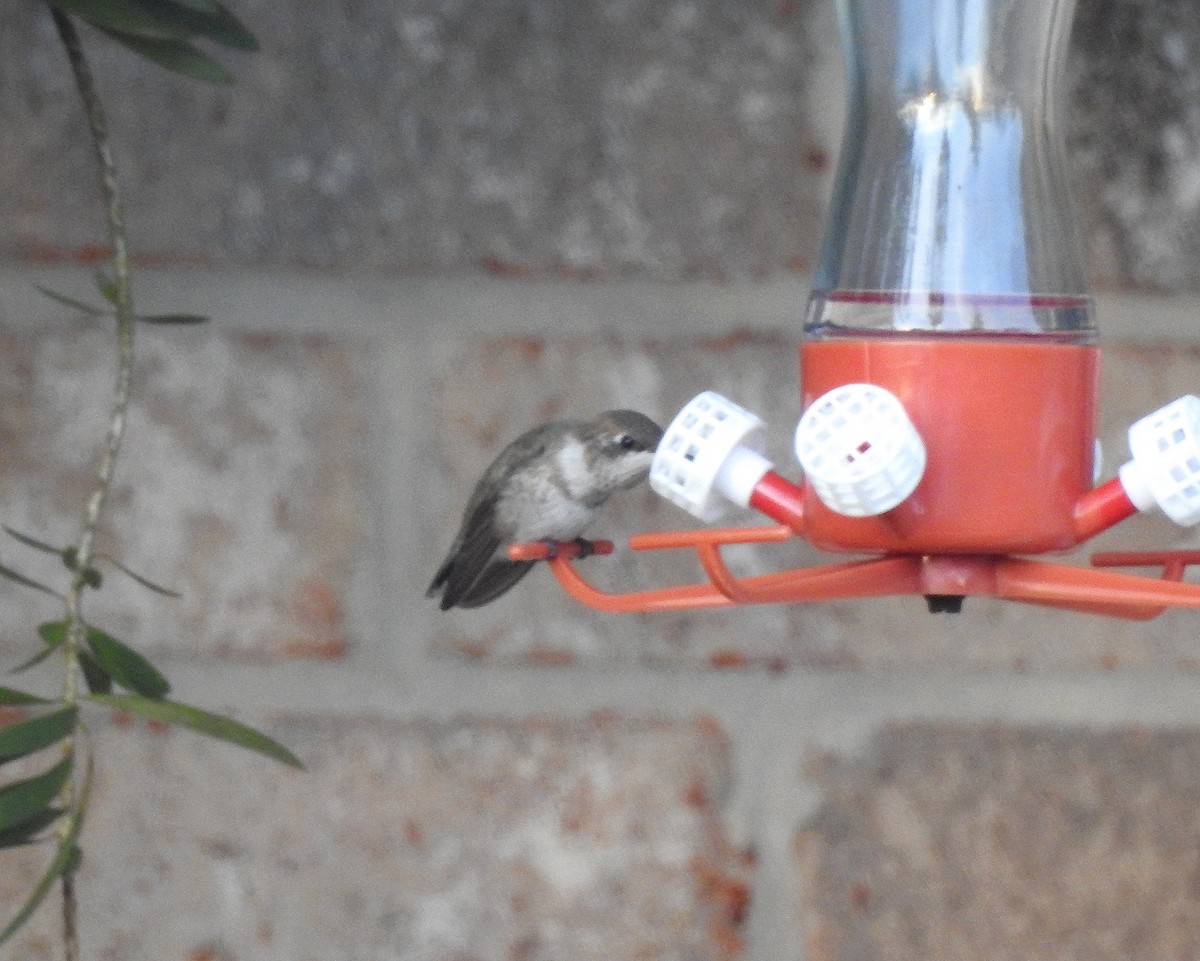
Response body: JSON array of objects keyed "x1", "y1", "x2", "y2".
[{"x1": 511, "y1": 538, "x2": 606, "y2": 562}]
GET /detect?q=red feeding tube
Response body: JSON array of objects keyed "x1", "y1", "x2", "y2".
[{"x1": 747, "y1": 471, "x2": 806, "y2": 535}]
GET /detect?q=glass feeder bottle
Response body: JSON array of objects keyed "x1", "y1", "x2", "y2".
[{"x1": 799, "y1": 0, "x2": 1100, "y2": 555}]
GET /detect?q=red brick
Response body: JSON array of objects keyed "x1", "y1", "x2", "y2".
[
  {"x1": 0, "y1": 326, "x2": 365, "y2": 661},
  {"x1": 798, "y1": 724, "x2": 1200, "y2": 961},
  {"x1": 5, "y1": 712, "x2": 747, "y2": 961}
]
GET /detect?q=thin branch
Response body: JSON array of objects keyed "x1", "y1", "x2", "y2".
[
  {"x1": 59, "y1": 872, "x2": 78, "y2": 961},
  {"x1": 50, "y1": 11, "x2": 139, "y2": 961},
  {"x1": 49, "y1": 13, "x2": 136, "y2": 587}
]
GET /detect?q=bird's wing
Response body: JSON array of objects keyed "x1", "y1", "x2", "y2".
[
  {"x1": 451, "y1": 558, "x2": 534, "y2": 609},
  {"x1": 429, "y1": 497, "x2": 533, "y2": 610},
  {"x1": 429, "y1": 422, "x2": 570, "y2": 610},
  {"x1": 465, "y1": 423, "x2": 562, "y2": 515}
]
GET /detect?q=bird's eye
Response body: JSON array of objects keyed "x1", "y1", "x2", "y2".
[{"x1": 617, "y1": 434, "x2": 642, "y2": 451}]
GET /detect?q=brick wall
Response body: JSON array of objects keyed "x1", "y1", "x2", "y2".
[{"x1": 4, "y1": 1, "x2": 1200, "y2": 959}]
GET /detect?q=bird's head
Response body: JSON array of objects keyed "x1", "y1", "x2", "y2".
[{"x1": 578, "y1": 409, "x2": 664, "y2": 498}]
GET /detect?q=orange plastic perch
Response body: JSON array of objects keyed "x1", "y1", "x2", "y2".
[
  {"x1": 507, "y1": 531, "x2": 1200, "y2": 619},
  {"x1": 508, "y1": 539, "x2": 615, "y2": 562}
]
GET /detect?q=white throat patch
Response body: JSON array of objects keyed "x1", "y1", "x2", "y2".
[{"x1": 554, "y1": 437, "x2": 593, "y2": 499}]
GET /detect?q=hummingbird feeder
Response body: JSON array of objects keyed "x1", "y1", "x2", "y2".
[{"x1": 512, "y1": 0, "x2": 1200, "y2": 618}]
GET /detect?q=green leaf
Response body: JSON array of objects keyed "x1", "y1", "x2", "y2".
[
  {"x1": 105, "y1": 557, "x2": 182, "y2": 598},
  {"x1": 36, "y1": 621, "x2": 68, "y2": 648},
  {"x1": 54, "y1": 0, "x2": 258, "y2": 49},
  {"x1": 0, "y1": 756, "x2": 72, "y2": 835},
  {"x1": 50, "y1": 0, "x2": 197, "y2": 40},
  {"x1": 2, "y1": 526, "x2": 62, "y2": 555},
  {"x1": 165, "y1": 0, "x2": 225, "y2": 12},
  {"x1": 30, "y1": 621, "x2": 164, "y2": 696},
  {"x1": 89, "y1": 694, "x2": 303, "y2": 768},
  {"x1": 94, "y1": 268, "x2": 118, "y2": 305},
  {"x1": 32, "y1": 285, "x2": 106, "y2": 316},
  {"x1": 9, "y1": 647, "x2": 58, "y2": 675},
  {"x1": 30, "y1": 286, "x2": 209, "y2": 327},
  {"x1": 177, "y1": 0, "x2": 259, "y2": 50},
  {"x1": 48, "y1": 0, "x2": 256, "y2": 49},
  {"x1": 143, "y1": 0, "x2": 259, "y2": 51},
  {"x1": 0, "y1": 708, "x2": 76, "y2": 764},
  {"x1": 63, "y1": 842, "x2": 84, "y2": 874},
  {"x1": 0, "y1": 806, "x2": 63, "y2": 849},
  {"x1": 137, "y1": 312, "x2": 210, "y2": 325},
  {"x1": 63, "y1": 548, "x2": 181, "y2": 596},
  {"x1": 94, "y1": 25, "x2": 236, "y2": 84},
  {"x1": 0, "y1": 562, "x2": 62, "y2": 600},
  {"x1": 8, "y1": 623, "x2": 67, "y2": 674},
  {"x1": 0, "y1": 686, "x2": 50, "y2": 707},
  {"x1": 60, "y1": 548, "x2": 103, "y2": 590},
  {"x1": 0, "y1": 750, "x2": 90, "y2": 945},
  {"x1": 0, "y1": 817, "x2": 79, "y2": 942},
  {"x1": 85, "y1": 627, "x2": 169, "y2": 698},
  {"x1": 77, "y1": 651, "x2": 113, "y2": 696}
]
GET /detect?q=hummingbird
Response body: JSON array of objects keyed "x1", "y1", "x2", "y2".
[{"x1": 428, "y1": 409, "x2": 664, "y2": 610}]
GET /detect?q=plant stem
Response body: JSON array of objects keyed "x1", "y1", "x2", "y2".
[
  {"x1": 60, "y1": 872, "x2": 78, "y2": 961},
  {"x1": 49, "y1": 14, "x2": 136, "y2": 581},
  {"x1": 50, "y1": 11, "x2": 138, "y2": 961}
]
